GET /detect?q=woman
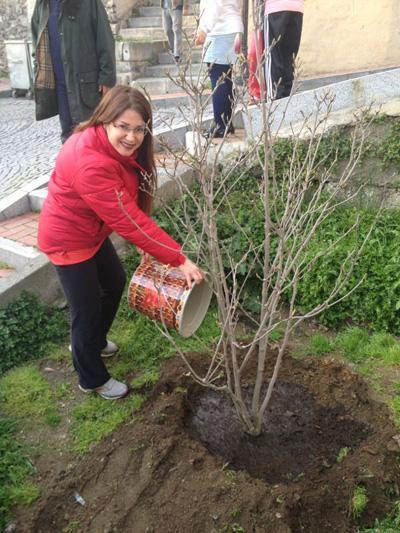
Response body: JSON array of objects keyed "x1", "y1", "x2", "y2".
[
  {"x1": 38, "y1": 86, "x2": 204, "y2": 400},
  {"x1": 196, "y1": 0, "x2": 243, "y2": 138}
]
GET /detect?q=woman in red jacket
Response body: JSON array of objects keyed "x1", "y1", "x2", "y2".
[{"x1": 38, "y1": 85, "x2": 204, "y2": 400}]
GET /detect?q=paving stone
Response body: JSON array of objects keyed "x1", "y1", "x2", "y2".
[
  {"x1": 0, "y1": 98, "x2": 60, "y2": 201},
  {"x1": 0, "y1": 97, "x2": 211, "y2": 203}
]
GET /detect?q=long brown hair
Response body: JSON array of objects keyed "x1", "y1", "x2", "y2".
[{"x1": 75, "y1": 86, "x2": 156, "y2": 214}]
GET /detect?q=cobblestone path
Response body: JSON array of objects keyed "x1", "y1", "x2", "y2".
[
  {"x1": 0, "y1": 98, "x2": 60, "y2": 200},
  {"x1": 0, "y1": 96, "x2": 200, "y2": 202}
]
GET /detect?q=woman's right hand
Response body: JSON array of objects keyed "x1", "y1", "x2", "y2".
[{"x1": 178, "y1": 257, "x2": 205, "y2": 289}]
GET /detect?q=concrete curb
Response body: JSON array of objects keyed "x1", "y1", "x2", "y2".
[
  {"x1": 243, "y1": 68, "x2": 400, "y2": 138},
  {"x1": 0, "y1": 174, "x2": 49, "y2": 221}
]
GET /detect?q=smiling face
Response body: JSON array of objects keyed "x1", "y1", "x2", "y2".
[{"x1": 104, "y1": 108, "x2": 147, "y2": 157}]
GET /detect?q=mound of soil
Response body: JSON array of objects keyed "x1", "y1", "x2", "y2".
[{"x1": 15, "y1": 354, "x2": 400, "y2": 533}]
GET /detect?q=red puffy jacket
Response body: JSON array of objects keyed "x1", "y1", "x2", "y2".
[{"x1": 38, "y1": 125, "x2": 185, "y2": 267}]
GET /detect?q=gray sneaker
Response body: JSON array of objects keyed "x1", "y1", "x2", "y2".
[
  {"x1": 100, "y1": 340, "x2": 119, "y2": 357},
  {"x1": 69, "y1": 340, "x2": 119, "y2": 358},
  {"x1": 79, "y1": 378, "x2": 129, "y2": 400}
]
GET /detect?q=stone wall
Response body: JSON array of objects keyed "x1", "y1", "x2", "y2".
[{"x1": 0, "y1": 0, "x2": 30, "y2": 73}]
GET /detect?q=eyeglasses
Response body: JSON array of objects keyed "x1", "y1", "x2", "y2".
[{"x1": 112, "y1": 122, "x2": 148, "y2": 136}]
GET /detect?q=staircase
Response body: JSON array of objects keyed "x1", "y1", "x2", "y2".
[{"x1": 116, "y1": 0, "x2": 206, "y2": 106}]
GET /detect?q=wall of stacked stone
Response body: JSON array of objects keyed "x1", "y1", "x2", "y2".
[{"x1": 0, "y1": 0, "x2": 30, "y2": 73}]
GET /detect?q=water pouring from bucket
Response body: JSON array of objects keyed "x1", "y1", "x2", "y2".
[{"x1": 128, "y1": 260, "x2": 213, "y2": 337}]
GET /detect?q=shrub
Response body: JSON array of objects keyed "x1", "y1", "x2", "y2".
[{"x1": 0, "y1": 292, "x2": 68, "y2": 374}]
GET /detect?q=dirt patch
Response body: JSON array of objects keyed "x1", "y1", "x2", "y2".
[
  {"x1": 14, "y1": 354, "x2": 400, "y2": 533},
  {"x1": 186, "y1": 382, "x2": 371, "y2": 484}
]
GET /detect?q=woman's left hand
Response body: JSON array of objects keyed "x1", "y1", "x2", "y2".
[
  {"x1": 136, "y1": 247, "x2": 151, "y2": 264},
  {"x1": 234, "y1": 33, "x2": 242, "y2": 54}
]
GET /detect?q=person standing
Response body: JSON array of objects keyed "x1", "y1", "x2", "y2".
[
  {"x1": 38, "y1": 86, "x2": 204, "y2": 400},
  {"x1": 196, "y1": 0, "x2": 243, "y2": 138},
  {"x1": 31, "y1": 0, "x2": 116, "y2": 143},
  {"x1": 264, "y1": 0, "x2": 304, "y2": 100},
  {"x1": 161, "y1": 0, "x2": 189, "y2": 64}
]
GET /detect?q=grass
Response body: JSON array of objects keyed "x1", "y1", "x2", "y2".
[
  {"x1": 358, "y1": 500, "x2": 400, "y2": 532},
  {"x1": 71, "y1": 393, "x2": 144, "y2": 453},
  {"x1": 0, "y1": 418, "x2": 39, "y2": 530},
  {"x1": 336, "y1": 447, "x2": 350, "y2": 463},
  {"x1": 352, "y1": 486, "x2": 369, "y2": 518},
  {"x1": 0, "y1": 365, "x2": 60, "y2": 426},
  {"x1": 306, "y1": 333, "x2": 334, "y2": 355},
  {"x1": 306, "y1": 326, "x2": 400, "y2": 368},
  {"x1": 390, "y1": 396, "x2": 400, "y2": 428},
  {"x1": 110, "y1": 304, "x2": 220, "y2": 374}
]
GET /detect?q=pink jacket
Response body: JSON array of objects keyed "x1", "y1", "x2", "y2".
[{"x1": 265, "y1": 0, "x2": 304, "y2": 15}]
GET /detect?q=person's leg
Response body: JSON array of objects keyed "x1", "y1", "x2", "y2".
[
  {"x1": 279, "y1": 12, "x2": 303, "y2": 98},
  {"x1": 56, "y1": 259, "x2": 110, "y2": 390},
  {"x1": 265, "y1": 11, "x2": 302, "y2": 100},
  {"x1": 161, "y1": 8, "x2": 175, "y2": 56},
  {"x1": 171, "y1": 7, "x2": 183, "y2": 59},
  {"x1": 56, "y1": 81, "x2": 74, "y2": 143},
  {"x1": 95, "y1": 238, "x2": 126, "y2": 350},
  {"x1": 209, "y1": 63, "x2": 234, "y2": 132},
  {"x1": 55, "y1": 239, "x2": 125, "y2": 389}
]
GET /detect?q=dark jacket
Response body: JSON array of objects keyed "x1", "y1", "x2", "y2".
[{"x1": 31, "y1": 0, "x2": 116, "y2": 122}]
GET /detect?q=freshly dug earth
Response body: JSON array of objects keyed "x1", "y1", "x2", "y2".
[{"x1": 15, "y1": 354, "x2": 400, "y2": 533}]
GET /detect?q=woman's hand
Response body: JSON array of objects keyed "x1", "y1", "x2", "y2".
[
  {"x1": 234, "y1": 33, "x2": 242, "y2": 54},
  {"x1": 195, "y1": 30, "x2": 206, "y2": 46},
  {"x1": 136, "y1": 247, "x2": 150, "y2": 264},
  {"x1": 178, "y1": 257, "x2": 205, "y2": 288}
]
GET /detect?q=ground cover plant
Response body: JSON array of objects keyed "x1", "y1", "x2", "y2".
[{"x1": 0, "y1": 292, "x2": 68, "y2": 374}]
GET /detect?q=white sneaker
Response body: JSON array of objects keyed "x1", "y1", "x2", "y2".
[
  {"x1": 79, "y1": 378, "x2": 129, "y2": 400},
  {"x1": 68, "y1": 340, "x2": 119, "y2": 358}
]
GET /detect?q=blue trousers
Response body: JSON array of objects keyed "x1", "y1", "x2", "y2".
[
  {"x1": 56, "y1": 82, "x2": 74, "y2": 143},
  {"x1": 208, "y1": 63, "x2": 233, "y2": 131}
]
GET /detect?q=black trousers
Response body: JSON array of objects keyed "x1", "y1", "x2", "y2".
[
  {"x1": 55, "y1": 238, "x2": 126, "y2": 389},
  {"x1": 264, "y1": 11, "x2": 303, "y2": 100}
]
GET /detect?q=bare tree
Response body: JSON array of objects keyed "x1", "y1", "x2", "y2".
[{"x1": 128, "y1": 24, "x2": 374, "y2": 437}]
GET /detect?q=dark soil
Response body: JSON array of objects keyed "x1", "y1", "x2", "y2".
[
  {"x1": 14, "y1": 354, "x2": 400, "y2": 533},
  {"x1": 185, "y1": 382, "x2": 371, "y2": 484}
]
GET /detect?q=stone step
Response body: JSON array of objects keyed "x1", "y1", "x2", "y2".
[
  {"x1": 144, "y1": 62, "x2": 205, "y2": 78},
  {"x1": 115, "y1": 39, "x2": 166, "y2": 62},
  {"x1": 128, "y1": 15, "x2": 197, "y2": 29},
  {"x1": 138, "y1": 5, "x2": 199, "y2": 17},
  {"x1": 158, "y1": 49, "x2": 202, "y2": 64},
  {"x1": 144, "y1": 0, "x2": 199, "y2": 6},
  {"x1": 120, "y1": 26, "x2": 196, "y2": 40},
  {"x1": 131, "y1": 75, "x2": 210, "y2": 95}
]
